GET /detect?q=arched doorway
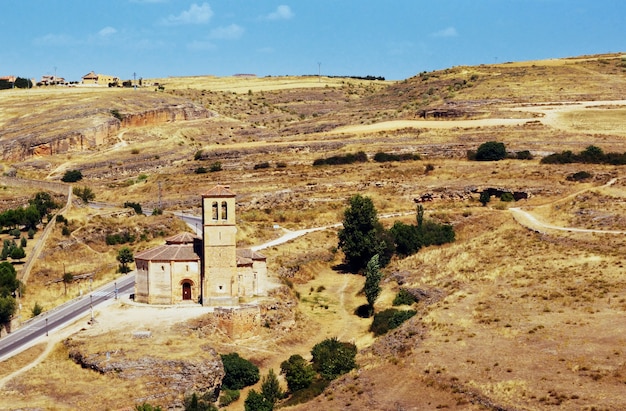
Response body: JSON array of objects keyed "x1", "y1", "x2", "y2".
[{"x1": 182, "y1": 282, "x2": 192, "y2": 300}]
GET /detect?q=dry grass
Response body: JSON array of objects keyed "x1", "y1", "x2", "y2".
[{"x1": 1, "y1": 54, "x2": 626, "y2": 409}]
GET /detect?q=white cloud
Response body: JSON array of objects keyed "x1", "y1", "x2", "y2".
[
  {"x1": 209, "y1": 24, "x2": 244, "y2": 40},
  {"x1": 98, "y1": 27, "x2": 117, "y2": 37},
  {"x1": 264, "y1": 5, "x2": 294, "y2": 20},
  {"x1": 431, "y1": 27, "x2": 458, "y2": 38},
  {"x1": 161, "y1": 3, "x2": 213, "y2": 25}
]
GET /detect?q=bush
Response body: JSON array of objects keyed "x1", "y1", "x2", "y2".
[
  {"x1": 194, "y1": 167, "x2": 207, "y2": 174},
  {"x1": 194, "y1": 150, "x2": 203, "y2": 161},
  {"x1": 209, "y1": 162, "x2": 222, "y2": 172},
  {"x1": 475, "y1": 141, "x2": 506, "y2": 161},
  {"x1": 276, "y1": 162, "x2": 287, "y2": 168},
  {"x1": 567, "y1": 171, "x2": 593, "y2": 181},
  {"x1": 61, "y1": 169, "x2": 83, "y2": 183},
  {"x1": 392, "y1": 289, "x2": 417, "y2": 306},
  {"x1": 221, "y1": 353, "x2": 260, "y2": 390},
  {"x1": 124, "y1": 201, "x2": 143, "y2": 215},
  {"x1": 31, "y1": 302, "x2": 44, "y2": 317},
  {"x1": 515, "y1": 150, "x2": 533, "y2": 160},
  {"x1": 280, "y1": 354, "x2": 316, "y2": 392},
  {"x1": 219, "y1": 389, "x2": 240, "y2": 407},
  {"x1": 254, "y1": 162, "x2": 271, "y2": 170},
  {"x1": 370, "y1": 308, "x2": 417, "y2": 336},
  {"x1": 311, "y1": 337, "x2": 357, "y2": 380},
  {"x1": 373, "y1": 152, "x2": 420, "y2": 162},
  {"x1": 313, "y1": 151, "x2": 368, "y2": 166},
  {"x1": 500, "y1": 192, "x2": 515, "y2": 202}
]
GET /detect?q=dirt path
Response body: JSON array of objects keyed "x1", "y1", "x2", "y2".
[{"x1": 509, "y1": 178, "x2": 625, "y2": 234}]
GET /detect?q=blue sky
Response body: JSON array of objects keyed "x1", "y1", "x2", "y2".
[{"x1": 1, "y1": 0, "x2": 624, "y2": 82}]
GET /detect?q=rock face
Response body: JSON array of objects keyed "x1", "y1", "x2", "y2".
[
  {"x1": 0, "y1": 102, "x2": 211, "y2": 161},
  {"x1": 64, "y1": 339, "x2": 224, "y2": 405}
]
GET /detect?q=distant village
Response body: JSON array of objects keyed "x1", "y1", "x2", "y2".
[{"x1": 0, "y1": 71, "x2": 145, "y2": 89}]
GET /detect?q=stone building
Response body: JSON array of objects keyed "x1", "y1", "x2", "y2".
[{"x1": 134, "y1": 185, "x2": 267, "y2": 306}]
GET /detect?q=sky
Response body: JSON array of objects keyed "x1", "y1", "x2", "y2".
[{"x1": 1, "y1": 0, "x2": 624, "y2": 82}]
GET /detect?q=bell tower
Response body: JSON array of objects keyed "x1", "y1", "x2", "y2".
[{"x1": 201, "y1": 185, "x2": 238, "y2": 306}]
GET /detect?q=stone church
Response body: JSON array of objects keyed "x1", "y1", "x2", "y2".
[{"x1": 134, "y1": 185, "x2": 268, "y2": 306}]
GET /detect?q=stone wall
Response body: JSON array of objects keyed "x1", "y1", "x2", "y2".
[{"x1": 214, "y1": 305, "x2": 261, "y2": 339}]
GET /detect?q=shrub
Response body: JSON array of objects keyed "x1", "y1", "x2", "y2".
[
  {"x1": 194, "y1": 150, "x2": 203, "y2": 161},
  {"x1": 221, "y1": 352, "x2": 260, "y2": 390},
  {"x1": 10, "y1": 229, "x2": 20, "y2": 239},
  {"x1": 254, "y1": 162, "x2": 271, "y2": 170},
  {"x1": 219, "y1": 389, "x2": 240, "y2": 407},
  {"x1": 311, "y1": 337, "x2": 357, "y2": 380},
  {"x1": 61, "y1": 226, "x2": 71, "y2": 236},
  {"x1": 313, "y1": 151, "x2": 368, "y2": 166},
  {"x1": 27, "y1": 228, "x2": 35, "y2": 239},
  {"x1": 516, "y1": 150, "x2": 533, "y2": 160},
  {"x1": 424, "y1": 163, "x2": 435, "y2": 174},
  {"x1": 280, "y1": 354, "x2": 316, "y2": 392},
  {"x1": 194, "y1": 167, "x2": 207, "y2": 174},
  {"x1": 373, "y1": 152, "x2": 420, "y2": 162},
  {"x1": 276, "y1": 162, "x2": 287, "y2": 168},
  {"x1": 110, "y1": 109, "x2": 123, "y2": 121},
  {"x1": 31, "y1": 302, "x2": 44, "y2": 317},
  {"x1": 567, "y1": 171, "x2": 593, "y2": 181},
  {"x1": 124, "y1": 201, "x2": 143, "y2": 215},
  {"x1": 500, "y1": 192, "x2": 515, "y2": 202},
  {"x1": 370, "y1": 308, "x2": 417, "y2": 336},
  {"x1": 393, "y1": 289, "x2": 417, "y2": 306},
  {"x1": 209, "y1": 161, "x2": 222, "y2": 172},
  {"x1": 61, "y1": 169, "x2": 83, "y2": 183},
  {"x1": 475, "y1": 141, "x2": 506, "y2": 161}
]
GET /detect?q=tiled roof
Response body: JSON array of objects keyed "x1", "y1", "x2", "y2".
[
  {"x1": 236, "y1": 248, "x2": 266, "y2": 261},
  {"x1": 202, "y1": 185, "x2": 236, "y2": 198},
  {"x1": 166, "y1": 232, "x2": 199, "y2": 244},
  {"x1": 135, "y1": 243, "x2": 200, "y2": 262}
]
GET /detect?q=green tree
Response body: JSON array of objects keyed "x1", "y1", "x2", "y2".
[
  {"x1": 479, "y1": 191, "x2": 491, "y2": 206},
  {"x1": 280, "y1": 354, "x2": 315, "y2": 392},
  {"x1": 61, "y1": 169, "x2": 83, "y2": 183},
  {"x1": 0, "y1": 296, "x2": 16, "y2": 326},
  {"x1": 390, "y1": 222, "x2": 421, "y2": 257},
  {"x1": 29, "y1": 192, "x2": 58, "y2": 221},
  {"x1": 63, "y1": 272, "x2": 74, "y2": 296},
  {"x1": 311, "y1": 337, "x2": 357, "y2": 380},
  {"x1": 244, "y1": 389, "x2": 272, "y2": 411},
  {"x1": 261, "y1": 369, "x2": 284, "y2": 406},
  {"x1": 183, "y1": 392, "x2": 217, "y2": 411},
  {"x1": 10, "y1": 246, "x2": 25, "y2": 262},
  {"x1": 73, "y1": 186, "x2": 95, "y2": 204},
  {"x1": 221, "y1": 352, "x2": 260, "y2": 390},
  {"x1": 117, "y1": 246, "x2": 134, "y2": 273},
  {"x1": 364, "y1": 254, "x2": 382, "y2": 314},
  {"x1": 337, "y1": 194, "x2": 393, "y2": 272},
  {"x1": 475, "y1": 141, "x2": 506, "y2": 161}
]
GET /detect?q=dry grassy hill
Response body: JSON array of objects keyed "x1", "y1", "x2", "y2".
[{"x1": 0, "y1": 54, "x2": 626, "y2": 410}]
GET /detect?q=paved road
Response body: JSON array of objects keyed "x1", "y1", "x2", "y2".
[{"x1": 0, "y1": 273, "x2": 134, "y2": 361}]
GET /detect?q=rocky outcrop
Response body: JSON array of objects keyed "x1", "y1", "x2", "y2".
[
  {"x1": 65, "y1": 338, "x2": 224, "y2": 405},
  {"x1": 0, "y1": 103, "x2": 212, "y2": 161}
]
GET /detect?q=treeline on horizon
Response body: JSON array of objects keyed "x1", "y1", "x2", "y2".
[
  {"x1": 0, "y1": 78, "x2": 33, "y2": 90},
  {"x1": 301, "y1": 74, "x2": 385, "y2": 81}
]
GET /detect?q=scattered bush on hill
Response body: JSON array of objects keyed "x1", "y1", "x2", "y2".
[
  {"x1": 221, "y1": 352, "x2": 260, "y2": 390},
  {"x1": 313, "y1": 151, "x2": 367, "y2": 166},
  {"x1": 73, "y1": 186, "x2": 95, "y2": 203},
  {"x1": 209, "y1": 161, "x2": 222, "y2": 172},
  {"x1": 373, "y1": 152, "x2": 420, "y2": 162},
  {"x1": 370, "y1": 308, "x2": 417, "y2": 336},
  {"x1": 500, "y1": 192, "x2": 515, "y2": 202},
  {"x1": 473, "y1": 141, "x2": 507, "y2": 161},
  {"x1": 123, "y1": 201, "x2": 143, "y2": 215},
  {"x1": 61, "y1": 169, "x2": 83, "y2": 183},
  {"x1": 541, "y1": 145, "x2": 626, "y2": 165},
  {"x1": 310, "y1": 337, "x2": 357, "y2": 381},
  {"x1": 392, "y1": 288, "x2": 418, "y2": 306},
  {"x1": 389, "y1": 206, "x2": 455, "y2": 258},
  {"x1": 514, "y1": 150, "x2": 533, "y2": 160},
  {"x1": 567, "y1": 171, "x2": 593, "y2": 181},
  {"x1": 254, "y1": 161, "x2": 271, "y2": 170}
]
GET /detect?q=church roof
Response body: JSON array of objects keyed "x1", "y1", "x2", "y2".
[
  {"x1": 202, "y1": 185, "x2": 236, "y2": 198},
  {"x1": 135, "y1": 243, "x2": 200, "y2": 262},
  {"x1": 236, "y1": 248, "x2": 266, "y2": 261},
  {"x1": 166, "y1": 232, "x2": 199, "y2": 244}
]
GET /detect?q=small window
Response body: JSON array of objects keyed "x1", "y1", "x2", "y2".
[
  {"x1": 218, "y1": 285, "x2": 223, "y2": 290},
  {"x1": 221, "y1": 201, "x2": 228, "y2": 220},
  {"x1": 212, "y1": 201, "x2": 218, "y2": 220}
]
